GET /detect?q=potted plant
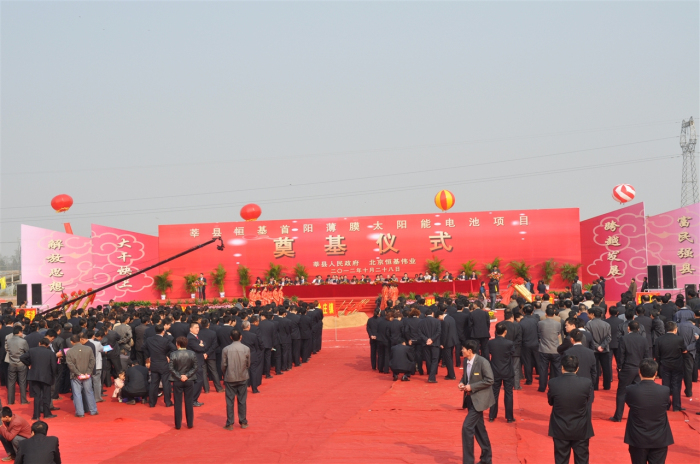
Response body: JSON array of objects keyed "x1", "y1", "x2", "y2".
[
  {"x1": 485, "y1": 257, "x2": 502, "y2": 274},
  {"x1": 154, "y1": 270, "x2": 173, "y2": 301},
  {"x1": 237, "y1": 265, "x2": 251, "y2": 295},
  {"x1": 560, "y1": 263, "x2": 582, "y2": 284},
  {"x1": 459, "y1": 260, "x2": 481, "y2": 278},
  {"x1": 184, "y1": 273, "x2": 198, "y2": 299},
  {"x1": 293, "y1": 263, "x2": 308, "y2": 282},
  {"x1": 425, "y1": 255, "x2": 446, "y2": 277},
  {"x1": 211, "y1": 264, "x2": 227, "y2": 298},
  {"x1": 541, "y1": 259, "x2": 557, "y2": 289},
  {"x1": 264, "y1": 262, "x2": 284, "y2": 282},
  {"x1": 508, "y1": 260, "x2": 532, "y2": 280}
]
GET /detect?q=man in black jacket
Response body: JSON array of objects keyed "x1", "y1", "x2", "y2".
[
  {"x1": 258, "y1": 312, "x2": 276, "y2": 378},
  {"x1": 503, "y1": 310, "x2": 523, "y2": 389},
  {"x1": 276, "y1": 309, "x2": 293, "y2": 372},
  {"x1": 376, "y1": 313, "x2": 391, "y2": 374},
  {"x1": 144, "y1": 324, "x2": 177, "y2": 408},
  {"x1": 169, "y1": 337, "x2": 198, "y2": 429},
  {"x1": 439, "y1": 311, "x2": 459, "y2": 380},
  {"x1": 635, "y1": 306, "x2": 654, "y2": 357},
  {"x1": 169, "y1": 313, "x2": 189, "y2": 340},
  {"x1": 19, "y1": 339, "x2": 57, "y2": 420},
  {"x1": 286, "y1": 307, "x2": 302, "y2": 367},
  {"x1": 611, "y1": 321, "x2": 649, "y2": 422},
  {"x1": 186, "y1": 323, "x2": 206, "y2": 407},
  {"x1": 452, "y1": 302, "x2": 470, "y2": 368},
  {"x1": 654, "y1": 321, "x2": 686, "y2": 412},
  {"x1": 564, "y1": 330, "x2": 597, "y2": 386},
  {"x1": 122, "y1": 361, "x2": 149, "y2": 405},
  {"x1": 14, "y1": 421, "x2": 60, "y2": 464},
  {"x1": 419, "y1": 310, "x2": 441, "y2": 383},
  {"x1": 470, "y1": 301, "x2": 492, "y2": 359},
  {"x1": 390, "y1": 342, "x2": 414, "y2": 381},
  {"x1": 241, "y1": 321, "x2": 263, "y2": 393},
  {"x1": 547, "y1": 355, "x2": 594, "y2": 464},
  {"x1": 605, "y1": 307, "x2": 624, "y2": 371},
  {"x1": 519, "y1": 305, "x2": 540, "y2": 385},
  {"x1": 198, "y1": 319, "x2": 222, "y2": 393},
  {"x1": 366, "y1": 310, "x2": 380, "y2": 370},
  {"x1": 624, "y1": 359, "x2": 674, "y2": 464},
  {"x1": 270, "y1": 311, "x2": 284, "y2": 375},
  {"x1": 298, "y1": 308, "x2": 313, "y2": 363},
  {"x1": 488, "y1": 322, "x2": 515, "y2": 422},
  {"x1": 488, "y1": 278, "x2": 499, "y2": 310}
]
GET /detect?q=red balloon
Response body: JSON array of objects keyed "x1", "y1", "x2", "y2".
[
  {"x1": 51, "y1": 194, "x2": 73, "y2": 213},
  {"x1": 240, "y1": 204, "x2": 261, "y2": 221}
]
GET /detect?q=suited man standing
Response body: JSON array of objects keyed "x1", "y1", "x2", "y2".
[
  {"x1": 144, "y1": 324, "x2": 177, "y2": 408},
  {"x1": 502, "y1": 310, "x2": 522, "y2": 390},
  {"x1": 186, "y1": 323, "x2": 206, "y2": 407},
  {"x1": 241, "y1": 321, "x2": 263, "y2": 393},
  {"x1": 198, "y1": 319, "x2": 222, "y2": 394},
  {"x1": 419, "y1": 309, "x2": 441, "y2": 384},
  {"x1": 298, "y1": 308, "x2": 313, "y2": 363},
  {"x1": 624, "y1": 359, "x2": 674, "y2": 464},
  {"x1": 547, "y1": 355, "x2": 594, "y2": 464},
  {"x1": 258, "y1": 313, "x2": 275, "y2": 378},
  {"x1": 611, "y1": 321, "x2": 649, "y2": 422},
  {"x1": 459, "y1": 340, "x2": 495, "y2": 464},
  {"x1": 19, "y1": 338, "x2": 57, "y2": 421},
  {"x1": 634, "y1": 306, "x2": 654, "y2": 357},
  {"x1": 13, "y1": 421, "x2": 61, "y2": 464},
  {"x1": 654, "y1": 321, "x2": 686, "y2": 412},
  {"x1": 519, "y1": 306, "x2": 540, "y2": 385},
  {"x1": 286, "y1": 307, "x2": 302, "y2": 367},
  {"x1": 439, "y1": 311, "x2": 459, "y2": 380},
  {"x1": 488, "y1": 323, "x2": 515, "y2": 423},
  {"x1": 470, "y1": 301, "x2": 492, "y2": 359},
  {"x1": 565, "y1": 330, "x2": 597, "y2": 386},
  {"x1": 537, "y1": 307, "x2": 562, "y2": 392},
  {"x1": 585, "y1": 307, "x2": 612, "y2": 390},
  {"x1": 605, "y1": 307, "x2": 624, "y2": 371}
]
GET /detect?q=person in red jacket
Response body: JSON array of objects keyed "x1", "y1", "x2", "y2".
[{"x1": 0, "y1": 406, "x2": 31, "y2": 461}]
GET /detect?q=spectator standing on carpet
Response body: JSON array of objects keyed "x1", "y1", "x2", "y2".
[
  {"x1": 469, "y1": 301, "x2": 491, "y2": 358},
  {"x1": 610, "y1": 321, "x2": 648, "y2": 422},
  {"x1": 65, "y1": 334, "x2": 97, "y2": 417},
  {"x1": 366, "y1": 309, "x2": 380, "y2": 370},
  {"x1": 145, "y1": 324, "x2": 177, "y2": 407},
  {"x1": 487, "y1": 322, "x2": 515, "y2": 423},
  {"x1": 169, "y1": 336, "x2": 198, "y2": 429},
  {"x1": 585, "y1": 307, "x2": 612, "y2": 390},
  {"x1": 0, "y1": 407, "x2": 31, "y2": 461},
  {"x1": 537, "y1": 307, "x2": 562, "y2": 392},
  {"x1": 624, "y1": 359, "x2": 674, "y2": 464},
  {"x1": 501, "y1": 310, "x2": 522, "y2": 389},
  {"x1": 19, "y1": 338, "x2": 57, "y2": 420},
  {"x1": 186, "y1": 322, "x2": 206, "y2": 407},
  {"x1": 654, "y1": 321, "x2": 686, "y2": 412},
  {"x1": 546, "y1": 355, "x2": 594, "y2": 464},
  {"x1": 458, "y1": 340, "x2": 495, "y2": 464},
  {"x1": 14, "y1": 420, "x2": 61, "y2": 464},
  {"x1": 221, "y1": 329, "x2": 250, "y2": 430},
  {"x1": 419, "y1": 309, "x2": 441, "y2": 383},
  {"x1": 519, "y1": 305, "x2": 540, "y2": 386},
  {"x1": 241, "y1": 321, "x2": 263, "y2": 394},
  {"x1": 5, "y1": 326, "x2": 29, "y2": 405}
]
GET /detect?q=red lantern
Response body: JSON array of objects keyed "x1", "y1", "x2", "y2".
[
  {"x1": 51, "y1": 194, "x2": 73, "y2": 213},
  {"x1": 612, "y1": 184, "x2": 636, "y2": 204},
  {"x1": 240, "y1": 204, "x2": 261, "y2": 221}
]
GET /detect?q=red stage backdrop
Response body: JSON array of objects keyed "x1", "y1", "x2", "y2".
[
  {"x1": 580, "y1": 203, "x2": 648, "y2": 298},
  {"x1": 647, "y1": 203, "x2": 700, "y2": 291},
  {"x1": 158, "y1": 208, "x2": 581, "y2": 299},
  {"x1": 90, "y1": 224, "x2": 160, "y2": 303}
]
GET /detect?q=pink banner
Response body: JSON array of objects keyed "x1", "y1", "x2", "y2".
[
  {"x1": 20, "y1": 224, "x2": 93, "y2": 308},
  {"x1": 647, "y1": 203, "x2": 700, "y2": 290},
  {"x1": 580, "y1": 203, "x2": 648, "y2": 298},
  {"x1": 90, "y1": 224, "x2": 159, "y2": 303}
]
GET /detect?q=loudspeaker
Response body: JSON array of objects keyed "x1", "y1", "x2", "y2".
[
  {"x1": 686, "y1": 284, "x2": 697, "y2": 300},
  {"x1": 16, "y1": 284, "x2": 28, "y2": 305},
  {"x1": 31, "y1": 284, "x2": 42, "y2": 306},
  {"x1": 662, "y1": 265, "x2": 677, "y2": 289},
  {"x1": 647, "y1": 265, "x2": 661, "y2": 289}
]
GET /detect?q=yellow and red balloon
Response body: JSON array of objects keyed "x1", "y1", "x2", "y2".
[
  {"x1": 434, "y1": 190, "x2": 455, "y2": 212},
  {"x1": 51, "y1": 194, "x2": 73, "y2": 213},
  {"x1": 240, "y1": 204, "x2": 262, "y2": 221}
]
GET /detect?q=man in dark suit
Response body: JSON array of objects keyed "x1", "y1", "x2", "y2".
[
  {"x1": 169, "y1": 313, "x2": 189, "y2": 340},
  {"x1": 635, "y1": 307, "x2": 654, "y2": 357},
  {"x1": 14, "y1": 421, "x2": 60, "y2": 464},
  {"x1": 298, "y1": 308, "x2": 313, "y2": 363},
  {"x1": 459, "y1": 339, "x2": 495, "y2": 464},
  {"x1": 390, "y1": 342, "x2": 415, "y2": 381},
  {"x1": 470, "y1": 301, "x2": 492, "y2": 358},
  {"x1": 286, "y1": 307, "x2": 302, "y2": 367},
  {"x1": 547, "y1": 355, "x2": 594, "y2": 464},
  {"x1": 258, "y1": 312, "x2": 275, "y2": 377},
  {"x1": 215, "y1": 317, "x2": 234, "y2": 381},
  {"x1": 564, "y1": 330, "x2": 597, "y2": 385},
  {"x1": 605, "y1": 307, "x2": 624, "y2": 371},
  {"x1": 659, "y1": 295, "x2": 677, "y2": 323},
  {"x1": 624, "y1": 359, "x2": 674, "y2": 464},
  {"x1": 654, "y1": 321, "x2": 686, "y2": 412},
  {"x1": 270, "y1": 311, "x2": 284, "y2": 375},
  {"x1": 502, "y1": 310, "x2": 522, "y2": 390},
  {"x1": 488, "y1": 322, "x2": 515, "y2": 423},
  {"x1": 519, "y1": 305, "x2": 540, "y2": 385},
  {"x1": 20, "y1": 339, "x2": 57, "y2": 420},
  {"x1": 241, "y1": 321, "x2": 263, "y2": 393},
  {"x1": 611, "y1": 321, "x2": 649, "y2": 422},
  {"x1": 439, "y1": 311, "x2": 460, "y2": 380},
  {"x1": 452, "y1": 302, "x2": 470, "y2": 368},
  {"x1": 144, "y1": 324, "x2": 177, "y2": 407},
  {"x1": 198, "y1": 319, "x2": 222, "y2": 393},
  {"x1": 186, "y1": 323, "x2": 206, "y2": 407},
  {"x1": 419, "y1": 310, "x2": 441, "y2": 383}
]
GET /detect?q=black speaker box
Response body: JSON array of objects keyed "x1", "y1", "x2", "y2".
[
  {"x1": 662, "y1": 265, "x2": 677, "y2": 289},
  {"x1": 647, "y1": 265, "x2": 661, "y2": 289},
  {"x1": 31, "y1": 283, "x2": 43, "y2": 306},
  {"x1": 16, "y1": 284, "x2": 28, "y2": 306}
]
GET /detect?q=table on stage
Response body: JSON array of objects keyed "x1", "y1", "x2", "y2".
[{"x1": 246, "y1": 280, "x2": 480, "y2": 300}]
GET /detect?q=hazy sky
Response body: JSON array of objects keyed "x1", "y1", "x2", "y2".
[{"x1": 1, "y1": 1, "x2": 698, "y2": 253}]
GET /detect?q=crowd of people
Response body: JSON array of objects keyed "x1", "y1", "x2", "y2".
[
  {"x1": 365, "y1": 283, "x2": 700, "y2": 464},
  {"x1": 0, "y1": 298, "x2": 325, "y2": 461},
  {"x1": 254, "y1": 270, "x2": 484, "y2": 287}
]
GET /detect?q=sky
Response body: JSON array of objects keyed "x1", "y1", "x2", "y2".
[{"x1": 1, "y1": 1, "x2": 699, "y2": 254}]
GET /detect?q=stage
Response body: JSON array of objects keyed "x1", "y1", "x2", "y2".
[{"x1": 5, "y1": 326, "x2": 699, "y2": 464}]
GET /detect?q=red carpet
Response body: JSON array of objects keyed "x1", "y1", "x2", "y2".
[{"x1": 3, "y1": 327, "x2": 699, "y2": 463}]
